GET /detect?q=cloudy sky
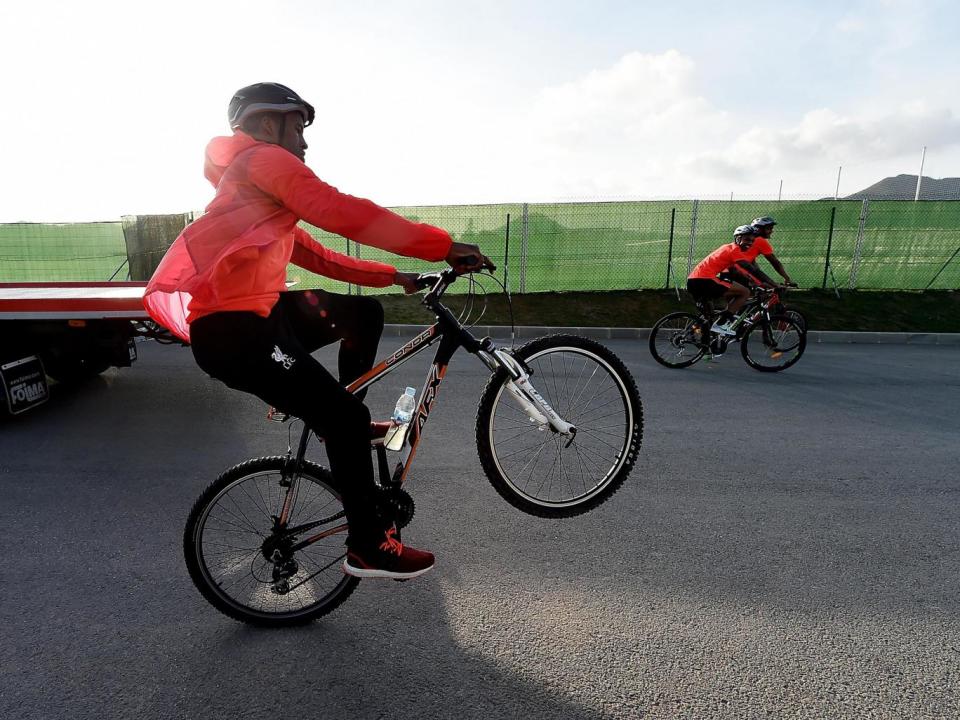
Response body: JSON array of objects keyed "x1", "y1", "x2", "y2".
[{"x1": 2, "y1": 0, "x2": 958, "y2": 221}]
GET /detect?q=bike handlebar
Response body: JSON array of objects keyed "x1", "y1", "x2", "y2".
[{"x1": 412, "y1": 255, "x2": 496, "y2": 294}]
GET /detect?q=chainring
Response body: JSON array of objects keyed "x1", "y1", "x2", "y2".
[
  {"x1": 378, "y1": 487, "x2": 415, "y2": 529},
  {"x1": 710, "y1": 337, "x2": 729, "y2": 354}
]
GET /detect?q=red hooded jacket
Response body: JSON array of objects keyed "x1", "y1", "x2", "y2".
[{"x1": 144, "y1": 131, "x2": 452, "y2": 342}]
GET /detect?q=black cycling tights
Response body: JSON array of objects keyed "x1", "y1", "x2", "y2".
[{"x1": 190, "y1": 290, "x2": 385, "y2": 547}]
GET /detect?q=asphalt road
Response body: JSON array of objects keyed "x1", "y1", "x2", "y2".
[{"x1": 1, "y1": 335, "x2": 958, "y2": 719}]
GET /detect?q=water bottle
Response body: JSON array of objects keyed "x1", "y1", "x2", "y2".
[
  {"x1": 385, "y1": 387, "x2": 417, "y2": 451},
  {"x1": 393, "y1": 386, "x2": 417, "y2": 423}
]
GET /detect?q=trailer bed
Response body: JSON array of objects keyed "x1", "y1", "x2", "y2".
[
  {"x1": 0, "y1": 281, "x2": 148, "y2": 320},
  {"x1": 0, "y1": 282, "x2": 162, "y2": 415}
]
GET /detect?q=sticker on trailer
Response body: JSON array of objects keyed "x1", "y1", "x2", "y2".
[{"x1": 1, "y1": 355, "x2": 50, "y2": 415}]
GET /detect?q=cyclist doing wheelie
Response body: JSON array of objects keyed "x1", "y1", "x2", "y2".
[{"x1": 144, "y1": 82, "x2": 492, "y2": 581}]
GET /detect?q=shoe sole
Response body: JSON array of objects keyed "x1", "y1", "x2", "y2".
[{"x1": 342, "y1": 559, "x2": 435, "y2": 580}]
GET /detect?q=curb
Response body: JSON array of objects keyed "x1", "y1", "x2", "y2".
[{"x1": 383, "y1": 324, "x2": 960, "y2": 345}]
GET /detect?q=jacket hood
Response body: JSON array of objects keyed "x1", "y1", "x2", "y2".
[{"x1": 203, "y1": 131, "x2": 261, "y2": 187}]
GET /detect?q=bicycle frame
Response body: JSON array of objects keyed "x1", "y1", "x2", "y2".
[
  {"x1": 698, "y1": 288, "x2": 781, "y2": 340},
  {"x1": 273, "y1": 269, "x2": 575, "y2": 544}
]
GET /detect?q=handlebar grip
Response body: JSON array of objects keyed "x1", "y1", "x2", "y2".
[{"x1": 457, "y1": 254, "x2": 497, "y2": 272}]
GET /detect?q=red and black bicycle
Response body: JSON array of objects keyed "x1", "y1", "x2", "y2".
[
  {"x1": 183, "y1": 266, "x2": 643, "y2": 625},
  {"x1": 649, "y1": 286, "x2": 807, "y2": 372}
]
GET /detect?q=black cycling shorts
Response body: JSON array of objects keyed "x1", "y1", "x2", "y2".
[{"x1": 686, "y1": 278, "x2": 729, "y2": 300}]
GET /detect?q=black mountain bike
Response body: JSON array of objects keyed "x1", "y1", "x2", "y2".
[
  {"x1": 649, "y1": 287, "x2": 806, "y2": 372},
  {"x1": 183, "y1": 267, "x2": 643, "y2": 626}
]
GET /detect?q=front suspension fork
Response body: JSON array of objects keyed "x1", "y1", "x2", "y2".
[{"x1": 478, "y1": 346, "x2": 577, "y2": 438}]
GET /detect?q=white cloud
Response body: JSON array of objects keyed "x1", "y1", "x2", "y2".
[
  {"x1": 499, "y1": 50, "x2": 734, "y2": 199},
  {"x1": 836, "y1": 14, "x2": 866, "y2": 33},
  {"x1": 534, "y1": 50, "x2": 718, "y2": 143},
  {"x1": 692, "y1": 103, "x2": 960, "y2": 179},
  {"x1": 489, "y1": 50, "x2": 960, "y2": 200},
  {"x1": 2, "y1": 10, "x2": 959, "y2": 222}
]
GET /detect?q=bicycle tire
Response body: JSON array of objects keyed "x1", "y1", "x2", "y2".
[
  {"x1": 475, "y1": 334, "x2": 643, "y2": 518},
  {"x1": 649, "y1": 312, "x2": 706, "y2": 369},
  {"x1": 784, "y1": 308, "x2": 808, "y2": 333},
  {"x1": 740, "y1": 314, "x2": 806, "y2": 372},
  {"x1": 184, "y1": 456, "x2": 359, "y2": 626}
]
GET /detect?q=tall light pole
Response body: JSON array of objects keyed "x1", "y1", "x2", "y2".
[
  {"x1": 835, "y1": 165, "x2": 842, "y2": 200},
  {"x1": 914, "y1": 146, "x2": 927, "y2": 201}
]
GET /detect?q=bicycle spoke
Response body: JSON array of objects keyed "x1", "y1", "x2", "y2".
[
  {"x1": 192, "y1": 465, "x2": 357, "y2": 621},
  {"x1": 478, "y1": 336, "x2": 642, "y2": 517}
]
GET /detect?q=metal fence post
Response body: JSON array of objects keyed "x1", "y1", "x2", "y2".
[
  {"x1": 849, "y1": 199, "x2": 869, "y2": 289},
  {"x1": 519, "y1": 203, "x2": 529, "y2": 293},
  {"x1": 664, "y1": 207, "x2": 676, "y2": 289},
  {"x1": 686, "y1": 199, "x2": 700, "y2": 276},
  {"x1": 822, "y1": 206, "x2": 836, "y2": 290},
  {"x1": 503, "y1": 213, "x2": 510, "y2": 294}
]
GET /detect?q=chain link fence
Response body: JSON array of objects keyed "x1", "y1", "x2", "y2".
[{"x1": 1, "y1": 200, "x2": 958, "y2": 291}]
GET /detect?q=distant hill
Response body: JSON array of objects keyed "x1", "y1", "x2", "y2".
[{"x1": 844, "y1": 174, "x2": 960, "y2": 200}]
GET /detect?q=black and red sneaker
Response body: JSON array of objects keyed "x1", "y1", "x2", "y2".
[{"x1": 343, "y1": 527, "x2": 435, "y2": 580}]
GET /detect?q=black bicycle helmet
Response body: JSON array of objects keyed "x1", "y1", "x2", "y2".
[
  {"x1": 227, "y1": 83, "x2": 315, "y2": 129},
  {"x1": 734, "y1": 224, "x2": 756, "y2": 238},
  {"x1": 751, "y1": 216, "x2": 777, "y2": 228}
]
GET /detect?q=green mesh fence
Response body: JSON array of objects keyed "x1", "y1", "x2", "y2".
[
  {"x1": 0, "y1": 222, "x2": 128, "y2": 282},
  {"x1": 1, "y1": 200, "x2": 959, "y2": 290}
]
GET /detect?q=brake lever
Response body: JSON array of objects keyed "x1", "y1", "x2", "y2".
[{"x1": 414, "y1": 272, "x2": 442, "y2": 291}]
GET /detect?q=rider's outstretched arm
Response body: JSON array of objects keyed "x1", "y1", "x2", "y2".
[
  {"x1": 734, "y1": 260, "x2": 777, "y2": 288},
  {"x1": 762, "y1": 253, "x2": 793, "y2": 284},
  {"x1": 245, "y1": 144, "x2": 453, "y2": 262},
  {"x1": 290, "y1": 227, "x2": 398, "y2": 287}
]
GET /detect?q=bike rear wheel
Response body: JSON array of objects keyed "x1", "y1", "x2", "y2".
[
  {"x1": 740, "y1": 314, "x2": 806, "y2": 372},
  {"x1": 184, "y1": 456, "x2": 358, "y2": 626},
  {"x1": 476, "y1": 334, "x2": 643, "y2": 518},
  {"x1": 649, "y1": 312, "x2": 706, "y2": 369}
]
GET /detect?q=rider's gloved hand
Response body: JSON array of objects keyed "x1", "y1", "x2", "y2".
[
  {"x1": 445, "y1": 242, "x2": 496, "y2": 272},
  {"x1": 394, "y1": 271, "x2": 420, "y2": 294}
]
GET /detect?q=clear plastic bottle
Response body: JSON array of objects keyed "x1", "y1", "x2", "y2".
[
  {"x1": 393, "y1": 386, "x2": 417, "y2": 423},
  {"x1": 385, "y1": 386, "x2": 417, "y2": 451}
]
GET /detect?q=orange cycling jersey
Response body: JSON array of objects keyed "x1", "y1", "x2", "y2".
[
  {"x1": 144, "y1": 131, "x2": 452, "y2": 342},
  {"x1": 688, "y1": 243, "x2": 753, "y2": 281},
  {"x1": 739, "y1": 237, "x2": 773, "y2": 262}
]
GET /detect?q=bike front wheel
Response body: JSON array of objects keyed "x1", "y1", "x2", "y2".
[
  {"x1": 476, "y1": 334, "x2": 643, "y2": 518},
  {"x1": 649, "y1": 312, "x2": 706, "y2": 369},
  {"x1": 183, "y1": 456, "x2": 358, "y2": 626},
  {"x1": 784, "y1": 308, "x2": 808, "y2": 333},
  {"x1": 740, "y1": 314, "x2": 806, "y2": 372}
]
